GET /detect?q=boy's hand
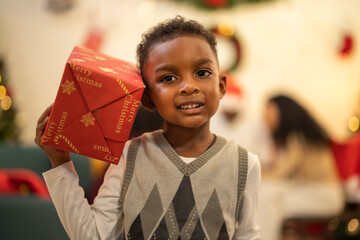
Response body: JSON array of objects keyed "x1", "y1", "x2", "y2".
[{"x1": 34, "y1": 104, "x2": 70, "y2": 168}]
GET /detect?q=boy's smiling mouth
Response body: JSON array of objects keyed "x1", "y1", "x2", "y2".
[
  {"x1": 178, "y1": 103, "x2": 203, "y2": 109},
  {"x1": 176, "y1": 102, "x2": 204, "y2": 111}
]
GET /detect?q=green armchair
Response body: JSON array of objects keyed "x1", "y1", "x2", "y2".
[{"x1": 0, "y1": 144, "x2": 93, "y2": 240}]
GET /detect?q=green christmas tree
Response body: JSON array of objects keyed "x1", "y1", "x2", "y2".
[{"x1": 0, "y1": 57, "x2": 19, "y2": 143}]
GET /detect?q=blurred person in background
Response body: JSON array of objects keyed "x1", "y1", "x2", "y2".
[{"x1": 258, "y1": 94, "x2": 344, "y2": 240}]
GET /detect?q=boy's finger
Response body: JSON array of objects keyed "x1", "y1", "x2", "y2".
[
  {"x1": 35, "y1": 116, "x2": 49, "y2": 144},
  {"x1": 37, "y1": 104, "x2": 53, "y2": 125},
  {"x1": 36, "y1": 116, "x2": 48, "y2": 132}
]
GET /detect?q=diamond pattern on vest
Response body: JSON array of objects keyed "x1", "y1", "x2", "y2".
[
  {"x1": 217, "y1": 222, "x2": 230, "y2": 240},
  {"x1": 202, "y1": 189, "x2": 229, "y2": 240},
  {"x1": 127, "y1": 176, "x2": 230, "y2": 240},
  {"x1": 127, "y1": 184, "x2": 163, "y2": 240},
  {"x1": 172, "y1": 176, "x2": 195, "y2": 231},
  {"x1": 154, "y1": 176, "x2": 203, "y2": 240},
  {"x1": 127, "y1": 214, "x2": 144, "y2": 240},
  {"x1": 190, "y1": 219, "x2": 207, "y2": 240},
  {"x1": 151, "y1": 217, "x2": 170, "y2": 239},
  {"x1": 179, "y1": 205, "x2": 200, "y2": 239},
  {"x1": 164, "y1": 202, "x2": 180, "y2": 239}
]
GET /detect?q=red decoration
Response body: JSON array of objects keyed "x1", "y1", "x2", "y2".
[
  {"x1": 339, "y1": 33, "x2": 354, "y2": 57},
  {"x1": 83, "y1": 27, "x2": 105, "y2": 52},
  {"x1": 0, "y1": 169, "x2": 50, "y2": 200},
  {"x1": 5, "y1": 86, "x2": 14, "y2": 98},
  {"x1": 204, "y1": 0, "x2": 229, "y2": 8},
  {"x1": 224, "y1": 72, "x2": 243, "y2": 97},
  {"x1": 331, "y1": 134, "x2": 360, "y2": 181}
]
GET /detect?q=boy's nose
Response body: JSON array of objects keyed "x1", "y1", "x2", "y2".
[{"x1": 180, "y1": 78, "x2": 200, "y2": 95}]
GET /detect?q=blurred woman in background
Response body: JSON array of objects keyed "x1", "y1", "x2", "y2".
[{"x1": 258, "y1": 94, "x2": 344, "y2": 240}]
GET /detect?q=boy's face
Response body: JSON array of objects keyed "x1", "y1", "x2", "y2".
[{"x1": 142, "y1": 36, "x2": 226, "y2": 129}]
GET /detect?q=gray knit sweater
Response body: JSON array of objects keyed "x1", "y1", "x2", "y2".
[{"x1": 120, "y1": 130, "x2": 248, "y2": 240}]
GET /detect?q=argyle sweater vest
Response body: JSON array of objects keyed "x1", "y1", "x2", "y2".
[{"x1": 120, "y1": 131, "x2": 248, "y2": 240}]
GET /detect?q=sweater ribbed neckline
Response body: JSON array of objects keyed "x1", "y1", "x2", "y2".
[{"x1": 153, "y1": 130, "x2": 227, "y2": 176}]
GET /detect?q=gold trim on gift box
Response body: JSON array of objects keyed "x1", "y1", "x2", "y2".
[
  {"x1": 80, "y1": 112, "x2": 95, "y2": 127},
  {"x1": 113, "y1": 66, "x2": 143, "y2": 83},
  {"x1": 83, "y1": 57, "x2": 96, "y2": 62},
  {"x1": 95, "y1": 56, "x2": 106, "y2": 61},
  {"x1": 116, "y1": 79, "x2": 130, "y2": 95},
  {"x1": 99, "y1": 67, "x2": 118, "y2": 74},
  {"x1": 54, "y1": 134, "x2": 80, "y2": 154},
  {"x1": 61, "y1": 80, "x2": 76, "y2": 95},
  {"x1": 71, "y1": 58, "x2": 85, "y2": 62}
]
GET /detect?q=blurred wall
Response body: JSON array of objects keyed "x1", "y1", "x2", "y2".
[{"x1": 0, "y1": 0, "x2": 359, "y2": 145}]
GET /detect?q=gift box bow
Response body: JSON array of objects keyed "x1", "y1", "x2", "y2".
[{"x1": 42, "y1": 46, "x2": 145, "y2": 164}]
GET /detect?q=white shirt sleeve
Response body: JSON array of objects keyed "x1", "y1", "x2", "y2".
[
  {"x1": 42, "y1": 143, "x2": 129, "y2": 240},
  {"x1": 234, "y1": 152, "x2": 262, "y2": 240}
]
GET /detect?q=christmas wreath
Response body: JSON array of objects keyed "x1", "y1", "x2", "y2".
[{"x1": 167, "y1": 0, "x2": 274, "y2": 10}]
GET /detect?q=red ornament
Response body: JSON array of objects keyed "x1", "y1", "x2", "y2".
[
  {"x1": 204, "y1": 0, "x2": 229, "y2": 8},
  {"x1": 339, "y1": 33, "x2": 354, "y2": 57},
  {"x1": 224, "y1": 72, "x2": 243, "y2": 97}
]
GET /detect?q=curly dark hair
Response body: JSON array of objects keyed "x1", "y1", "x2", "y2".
[
  {"x1": 269, "y1": 95, "x2": 330, "y2": 148},
  {"x1": 136, "y1": 16, "x2": 217, "y2": 81}
]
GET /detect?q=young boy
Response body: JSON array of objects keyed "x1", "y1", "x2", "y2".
[{"x1": 35, "y1": 16, "x2": 261, "y2": 240}]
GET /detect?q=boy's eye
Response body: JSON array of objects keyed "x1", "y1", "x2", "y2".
[
  {"x1": 196, "y1": 69, "x2": 212, "y2": 78},
  {"x1": 160, "y1": 75, "x2": 176, "y2": 82}
]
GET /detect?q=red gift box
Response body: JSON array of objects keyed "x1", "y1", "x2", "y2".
[{"x1": 42, "y1": 46, "x2": 145, "y2": 164}]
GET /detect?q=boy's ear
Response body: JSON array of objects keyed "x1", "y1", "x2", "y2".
[
  {"x1": 141, "y1": 89, "x2": 156, "y2": 111},
  {"x1": 219, "y1": 74, "x2": 227, "y2": 99}
]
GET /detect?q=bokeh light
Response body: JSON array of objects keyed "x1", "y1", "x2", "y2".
[
  {"x1": 0, "y1": 85, "x2": 6, "y2": 99},
  {"x1": 328, "y1": 218, "x2": 340, "y2": 232},
  {"x1": 349, "y1": 116, "x2": 360, "y2": 132},
  {"x1": 1, "y1": 95, "x2": 12, "y2": 111},
  {"x1": 15, "y1": 112, "x2": 27, "y2": 128},
  {"x1": 347, "y1": 218, "x2": 360, "y2": 235},
  {"x1": 19, "y1": 183, "x2": 30, "y2": 197},
  {"x1": 217, "y1": 22, "x2": 235, "y2": 38}
]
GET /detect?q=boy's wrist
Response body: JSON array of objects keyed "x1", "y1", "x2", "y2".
[{"x1": 49, "y1": 154, "x2": 71, "y2": 168}]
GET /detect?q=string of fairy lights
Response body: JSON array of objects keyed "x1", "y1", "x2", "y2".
[{"x1": 0, "y1": 74, "x2": 12, "y2": 111}]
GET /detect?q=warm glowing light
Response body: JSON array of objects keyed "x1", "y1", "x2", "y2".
[
  {"x1": 349, "y1": 116, "x2": 360, "y2": 132},
  {"x1": 0, "y1": 74, "x2": 2, "y2": 83},
  {"x1": 347, "y1": 218, "x2": 359, "y2": 234},
  {"x1": 15, "y1": 112, "x2": 27, "y2": 128},
  {"x1": 0, "y1": 85, "x2": 6, "y2": 99},
  {"x1": 1, "y1": 95, "x2": 11, "y2": 111},
  {"x1": 90, "y1": 158, "x2": 110, "y2": 178},
  {"x1": 19, "y1": 183, "x2": 30, "y2": 196},
  {"x1": 217, "y1": 22, "x2": 235, "y2": 38},
  {"x1": 328, "y1": 218, "x2": 340, "y2": 231}
]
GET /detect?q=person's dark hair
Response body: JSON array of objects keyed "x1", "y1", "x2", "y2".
[
  {"x1": 269, "y1": 95, "x2": 329, "y2": 148},
  {"x1": 136, "y1": 15, "x2": 217, "y2": 81}
]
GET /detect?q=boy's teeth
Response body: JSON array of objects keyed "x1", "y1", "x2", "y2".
[{"x1": 181, "y1": 104, "x2": 200, "y2": 109}]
